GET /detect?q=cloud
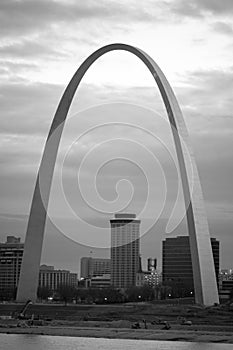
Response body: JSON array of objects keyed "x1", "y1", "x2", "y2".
[
  {"x1": 0, "y1": 79, "x2": 165, "y2": 138},
  {"x1": 0, "y1": 0, "x2": 232, "y2": 270},
  {"x1": 176, "y1": 68, "x2": 233, "y2": 133},
  {"x1": 0, "y1": 60, "x2": 39, "y2": 77},
  {"x1": 1, "y1": 66, "x2": 232, "y2": 177},
  {"x1": 0, "y1": 0, "x2": 156, "y2": 39},
  {"x1": 0, "y1": 81, "x2": 63, "y2": 135},
  {"x1": 171, "y1": 0, "x2": 233, "y2": 18},
  {"x1": 212, "y1": 21, "x2": 233, "y2": 35},
  {"x1": 194, "y1": 133, "x2": 233, "y2": 205},
  {"x1": 0, "y1": 40, "x2": 70, "y2": 60},
  {"x1": 1, "y1": 48, "x2": 232, "y2": 235}
]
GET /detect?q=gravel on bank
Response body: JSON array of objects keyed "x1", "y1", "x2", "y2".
[{"x1": 0, "y1": 325, "x2": 233, "y2": 344}]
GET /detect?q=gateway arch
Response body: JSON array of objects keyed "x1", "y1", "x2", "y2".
[{"x1": 16, "y1": 44, "x2": 219, "y2": 305}]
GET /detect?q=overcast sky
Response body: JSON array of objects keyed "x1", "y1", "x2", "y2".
[{"x1": 0, "y1": 0, "x2": 232, "y2": 273}]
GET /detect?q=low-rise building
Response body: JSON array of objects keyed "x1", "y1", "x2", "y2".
[
  {"x1": 0, "y1": 236, "x2": 24, "y2": 298},
  {"x1": 219, "y1": 279, "x2": 233, "y2": 302},
  {"x1": 80, "y1": 257, "x2": 110, "y2": 279},
  {"x1": 38, "y1": 265, "x2": 78, "y2": 291},
  {"x1": 90, "y1": 274, "x2": 111, "y2": 289},
  {"x1": 136, "y1": 270, "x2": 162, "y2": 287},
  {"x1": 219, "y1": 269, "x2": 233, "y2": 282}
]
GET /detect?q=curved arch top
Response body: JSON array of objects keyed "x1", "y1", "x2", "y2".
[{"x1": 16, "y1": 43, "x2": 219, "y2": 305}]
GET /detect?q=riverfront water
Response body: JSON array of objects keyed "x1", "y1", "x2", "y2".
[{"x1": 0, "y1": 334, "x2": 232, "y2": 350}]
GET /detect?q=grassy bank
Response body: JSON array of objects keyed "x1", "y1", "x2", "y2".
[
  {"x1": 1, "y1": 302, "x2": 233, "y2": 325},
  {"x1": 0, "y1": 302, "x2": 233, "y2": 343}
]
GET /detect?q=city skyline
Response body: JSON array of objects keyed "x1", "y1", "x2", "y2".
[
  {"x1": 0, "y1": 230, "x2": 221, "y2": 300},
  {"x1": 0, "y1": 1, "x2": 233, "y2": 274}
]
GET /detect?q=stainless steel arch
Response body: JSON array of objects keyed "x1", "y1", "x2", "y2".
[{"x1": 16, "y1": 43, "x2": 219, "y2": 305}]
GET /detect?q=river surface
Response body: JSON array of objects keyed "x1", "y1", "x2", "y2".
[{"x1": 0, "y1": 334, "x2": 232, "y2": 350}]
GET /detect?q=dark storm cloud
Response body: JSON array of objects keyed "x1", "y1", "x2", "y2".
[
  {"x1": 0, "y1": 0, "x2": 153, "y2": 38},
  {"x1": 171, "y1": 0, "x2": 233, "y2": 18}
]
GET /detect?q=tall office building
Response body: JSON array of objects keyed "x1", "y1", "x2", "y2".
[
  {"x1": 80, "y1": 257, "x2": 110, "y2": 279},
  {"x1": 162, "y1": 236, "x2": 219, "y2": 294},
  {"x1": 0, "y1": 236, "x2": 24, "y2": 298},
  {"x1": 110, "y1": 213, "x2": 140, "y2": 289}
]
